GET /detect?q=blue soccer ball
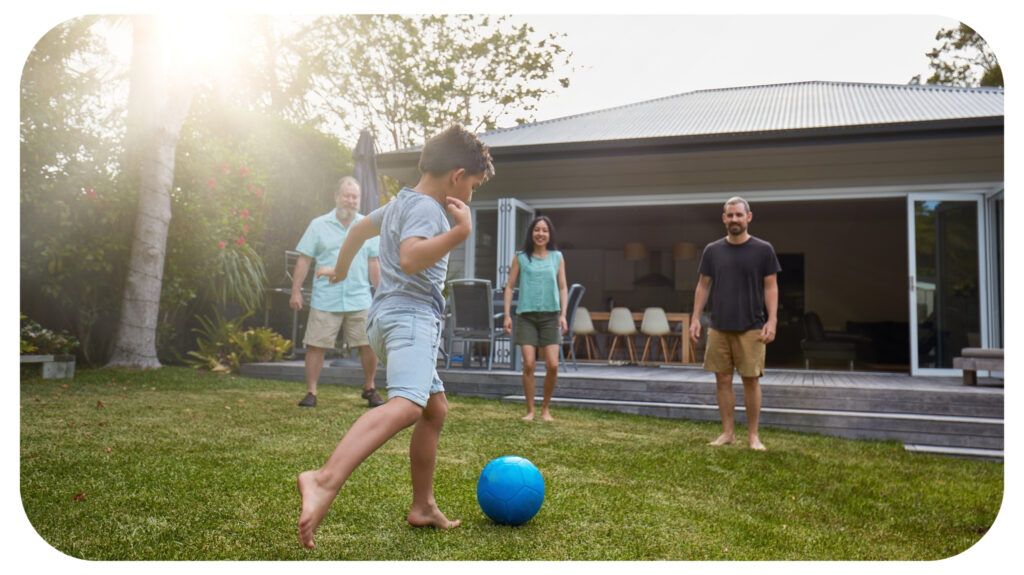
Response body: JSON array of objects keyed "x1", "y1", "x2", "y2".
[{"x1": 476, "y1": 455, "x2": 545, "y2": 525}]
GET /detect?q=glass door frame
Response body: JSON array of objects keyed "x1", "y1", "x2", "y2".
[
  {"x1": 906, "y1": 193, "x2": 989, "y2": 376},
  {"x1": 496, "y1": 198, "x2": 534, "y2": 369},
  {"x1": 465, "y1": 198, "x2": 536, "y2": 284},
  {"x1": 496, "y1": 198, "x2": 536, "y2": 289},
  {"x1": 983, "y1": 189, "x2": 1004, "y2": 351},
  {"x1": 466, "y1": 198, "x2": 534, "y2": 369}
]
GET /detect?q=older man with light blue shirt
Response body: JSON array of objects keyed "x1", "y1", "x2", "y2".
[{"x1": 291, "y1": 176, "x2": 382, "y2": 408}]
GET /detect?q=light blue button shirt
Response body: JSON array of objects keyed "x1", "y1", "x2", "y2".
[{"x1": 295, "y1": 210, "x2": 379, "y2": 312}]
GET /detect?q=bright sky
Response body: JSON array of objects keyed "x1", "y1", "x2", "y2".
[
  {"x1": 4, "y1": 6, "x2": 1010, "y2": 132},
  {"x1": 517, "y1": 14, "x2": 960, "y2": 122}
]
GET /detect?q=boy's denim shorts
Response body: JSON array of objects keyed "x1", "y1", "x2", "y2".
[{"x1": 367, "y1": 308, "x2": 445, "y2": 408}]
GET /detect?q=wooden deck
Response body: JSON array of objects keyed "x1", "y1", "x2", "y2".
[{"x1": 240, "y1": 359, "x2": 1004, "y2": 460}]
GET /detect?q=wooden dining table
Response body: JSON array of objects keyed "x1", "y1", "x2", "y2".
[{"x1": 587, "y1": 311, "x2": 694, "y2": 364}]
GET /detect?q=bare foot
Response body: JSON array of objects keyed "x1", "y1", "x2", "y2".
[
  {"x1": 407, "y1": 504, "x2": 461, "y2": 529},
  {"x1": 522, "y1": 412, "x2": 535, "y2": 421},
  {"x1": 541, "y1": 410, "x2": 554, "y2": 422},
  {"x1": 297, "y1": 470, "x2": 335, "y2": 549},
  {"x1": 748, "y1": 436, "x2": 766, "y2": 451},
  {"x1": 708, "y1": 433, "x2": 737, "y2": 446}
]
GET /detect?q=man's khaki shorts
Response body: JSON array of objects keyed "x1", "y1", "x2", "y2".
[
  {"x1": 702, "y1": 328, "x2": 766, "y2": 378},
  {"x1": 303, "y1": 308, "x2": 370, "y2": 349}
]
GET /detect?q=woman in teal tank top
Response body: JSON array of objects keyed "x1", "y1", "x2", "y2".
[{"x1": 502, "y1": 216, "x2": 568, "y2": 421}]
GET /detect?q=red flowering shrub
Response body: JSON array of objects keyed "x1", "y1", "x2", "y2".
[{"x1": 165, "y1": 131, "x2": 270, "y2": 322}]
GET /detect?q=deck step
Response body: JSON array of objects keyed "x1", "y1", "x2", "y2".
[
  {"x1": 502, "y1": 395, "x2": 1004, "y2": 456},
  {"x1": 238, "y1": 361, "x2": 1004, "y2": 458},
  {"x1": 502, "y1": 395, "x2": 1003, "y2": 425},
  {"x1": 904, "y1": 444, "x2": 1005, "y2": 460}
]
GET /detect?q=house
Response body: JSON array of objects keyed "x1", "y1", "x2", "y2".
[{"x1": 378, "y1": 81, "x2": 1004, "y2": 377}]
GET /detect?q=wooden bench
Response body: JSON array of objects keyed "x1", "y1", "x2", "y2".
[
  {"x1": 953, "y1": 348, "x2": 1003, "y2": 386},
  {"x1": 20, "y1": 354, "x2": 76, "y2": 379}
]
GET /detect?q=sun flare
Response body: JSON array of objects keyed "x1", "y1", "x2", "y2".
[
  {"x1": 103, "y1": 14, "x2": 251, "y2": 79},
  {"x1": 159, "y1": 14, "x2": 249, "y2": 77}
]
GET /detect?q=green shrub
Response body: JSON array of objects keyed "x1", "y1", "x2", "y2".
[
  {"x1": 211, "y1": 243, "x2": 268, "y2": 313},
  {"x1": 20, "y1": 314, "x2": 80, "y2": 356},
  {"x1": 185, "y1": 310, "x2": 291, "y2": 374}
]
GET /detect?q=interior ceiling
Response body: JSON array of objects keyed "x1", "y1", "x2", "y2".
[{"x1": 540, "y1": 197, "x2": 904, "y2": 228}]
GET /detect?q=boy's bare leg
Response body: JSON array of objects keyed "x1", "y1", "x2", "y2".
[
  {"x1": 406, "y1": 392, "x2": 461, "y2": 528},
  {"x1": 709, "y1": 372, "x2": 737, "y2": 446},
  {"x1": 540, "y1": 344, "x2": 559, "y2": 421},
  {"x1": 742, "y1": 376, "x2": 765, "y2": 450},
  {"x1": 298, "y1": 397, "x2": 423, "y2": 549},
  {"x1": 520, "y1": 346, "x2": 537, "y2": 420}
]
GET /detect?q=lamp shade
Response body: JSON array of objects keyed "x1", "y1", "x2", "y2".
[
  {"x1": 624, "y1": 242, "x2": 648, "y2": 261},
  {"x1": 673, "y1": 242, "x2": 698, "y2": 260}
]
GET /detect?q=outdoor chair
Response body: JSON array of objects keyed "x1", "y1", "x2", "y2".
[
  {"x1": 558, "y1": 283, "x2": 586, "y2": 371},
  {"x1": 607, "y1": 307, "x2": 638, "y2": 364},
  {"x1": 492, "y1": 286, "x2": 517, "y2": 370},
  {"x1": 268, "y1": 250, "x2": 311, "y2": 354},
  {"x1": 572, "y1": 307, "x2": 599, "y2": 361},
  {"x1": 801, "y1": 311, "x2": 871, "y2": 370},
  {"x1": 639, "y1": 307, "x2": 675, "y2": 363},
  {"x1": 445, "y1": 279, "x2": 504, "y2": 370}
]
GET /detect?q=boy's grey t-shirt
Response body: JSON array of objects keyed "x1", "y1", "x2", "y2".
[{"x1": 367, "y1": 188, "x2": 450, "y2": 321}]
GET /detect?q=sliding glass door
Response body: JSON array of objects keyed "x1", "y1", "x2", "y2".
[{"x1": 907, "y1": 195, "x2": 987, "y2": 375}]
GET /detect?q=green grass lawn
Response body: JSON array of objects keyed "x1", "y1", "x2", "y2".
[{"x1": 19, "y1": 366, "x2": 1002, "y2": 561}]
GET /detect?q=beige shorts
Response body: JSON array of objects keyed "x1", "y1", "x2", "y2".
[
  {"x1": 303, "y1": 308, "x2": 370, "y2": 349},
  {"x1": 703, "y1": 328, "x2": 766, "y2": 378}
]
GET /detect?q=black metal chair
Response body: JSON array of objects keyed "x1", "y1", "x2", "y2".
[
  {"x1": 801, "y1": 312, "x2": 871, "y2": 370},
  {"x1": 492, "y1": 286, "x2": 518, "y2": 370},
  {"x1": 559, "y1": 283, "x2": 586, "y2": 371},
  {"x1": 446, "y1": 279, "x2": 504, "y2": 370},
  {"x1": 267, "y1": 250, "x2": 312, "y2": 355}
]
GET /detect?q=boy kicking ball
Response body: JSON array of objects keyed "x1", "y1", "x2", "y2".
[{"x1": 297, "y1": 125, "x2": 494, "y2": 549}]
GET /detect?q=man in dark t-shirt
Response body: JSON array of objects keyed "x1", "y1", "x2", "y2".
[{"x1": 689, "y1": 197, "x2": 781, "y2": 451}]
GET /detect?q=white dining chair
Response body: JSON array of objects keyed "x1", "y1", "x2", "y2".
[
  {"x1": 640, "y1": 307, "x2": 675, "y2": 363},
  {"x1": 607, "y1": 307, "x2": 638, "y2": 364},
  {"x1": 572, "y1": 307, "x2": 599, "y2": 360}
]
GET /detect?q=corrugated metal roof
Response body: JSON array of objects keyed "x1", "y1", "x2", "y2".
[{"x1": 476, "y1": 81, "x2": 1004, "y2": 148}]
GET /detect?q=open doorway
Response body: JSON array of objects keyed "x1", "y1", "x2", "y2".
[{"x1": 541, "y1": 197, "x2": 911, "y2": 372}]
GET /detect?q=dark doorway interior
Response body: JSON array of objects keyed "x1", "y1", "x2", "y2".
[
  {"x1": 770, "y1": 253, "x2": 805, "y2": 368},
  {"x1": 540, "y1": 198, "x2": 911, "y2": 372}
]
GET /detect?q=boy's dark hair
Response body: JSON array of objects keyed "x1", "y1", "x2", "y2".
[{"x1": 418, "y1": 124, "x2": 495, "y2": 180}]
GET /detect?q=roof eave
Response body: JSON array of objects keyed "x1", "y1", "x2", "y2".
[{"x1": 378, "y1": 116, "x2": 1003, "y2": 170}]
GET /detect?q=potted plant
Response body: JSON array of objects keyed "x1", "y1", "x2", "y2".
[{"x1": 20, "y1": 315, "x2": 80, "y2": 379}]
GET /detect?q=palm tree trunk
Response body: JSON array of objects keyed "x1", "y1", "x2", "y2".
[
  {"x1": 106, "y1": 15, "x2": 194, "y2": 369},
  {"x1": 106, "y1": 137, "x2": 175, "y2": 368}
]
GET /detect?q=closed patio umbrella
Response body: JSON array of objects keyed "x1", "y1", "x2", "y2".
[
  {"x1": 353, "y1": 129, "x2": 382, "y2": 215},
  {"x1": 331, "y1": 129, "x2": 383, "y2": 368}
]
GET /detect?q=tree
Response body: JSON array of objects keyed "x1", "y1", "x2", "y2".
[
  {"x1": 20, "y1": 16, "x2": 133, "y2": 364},
  {"x1": 295, "y1": 14, "x2": 572, "y2": 151},
  {"x1": 106, "y1": 15, "x2": 198, "y2": 369},
  {"x1": 912, "y1": 23, "x2": 1003, "y2": 88},
  {"x1": 187, "y1": 15, "x2": 319, "y2": 126},
  {"x1": 21, "y1": 16, "x2": 355, "y2": 366}
]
